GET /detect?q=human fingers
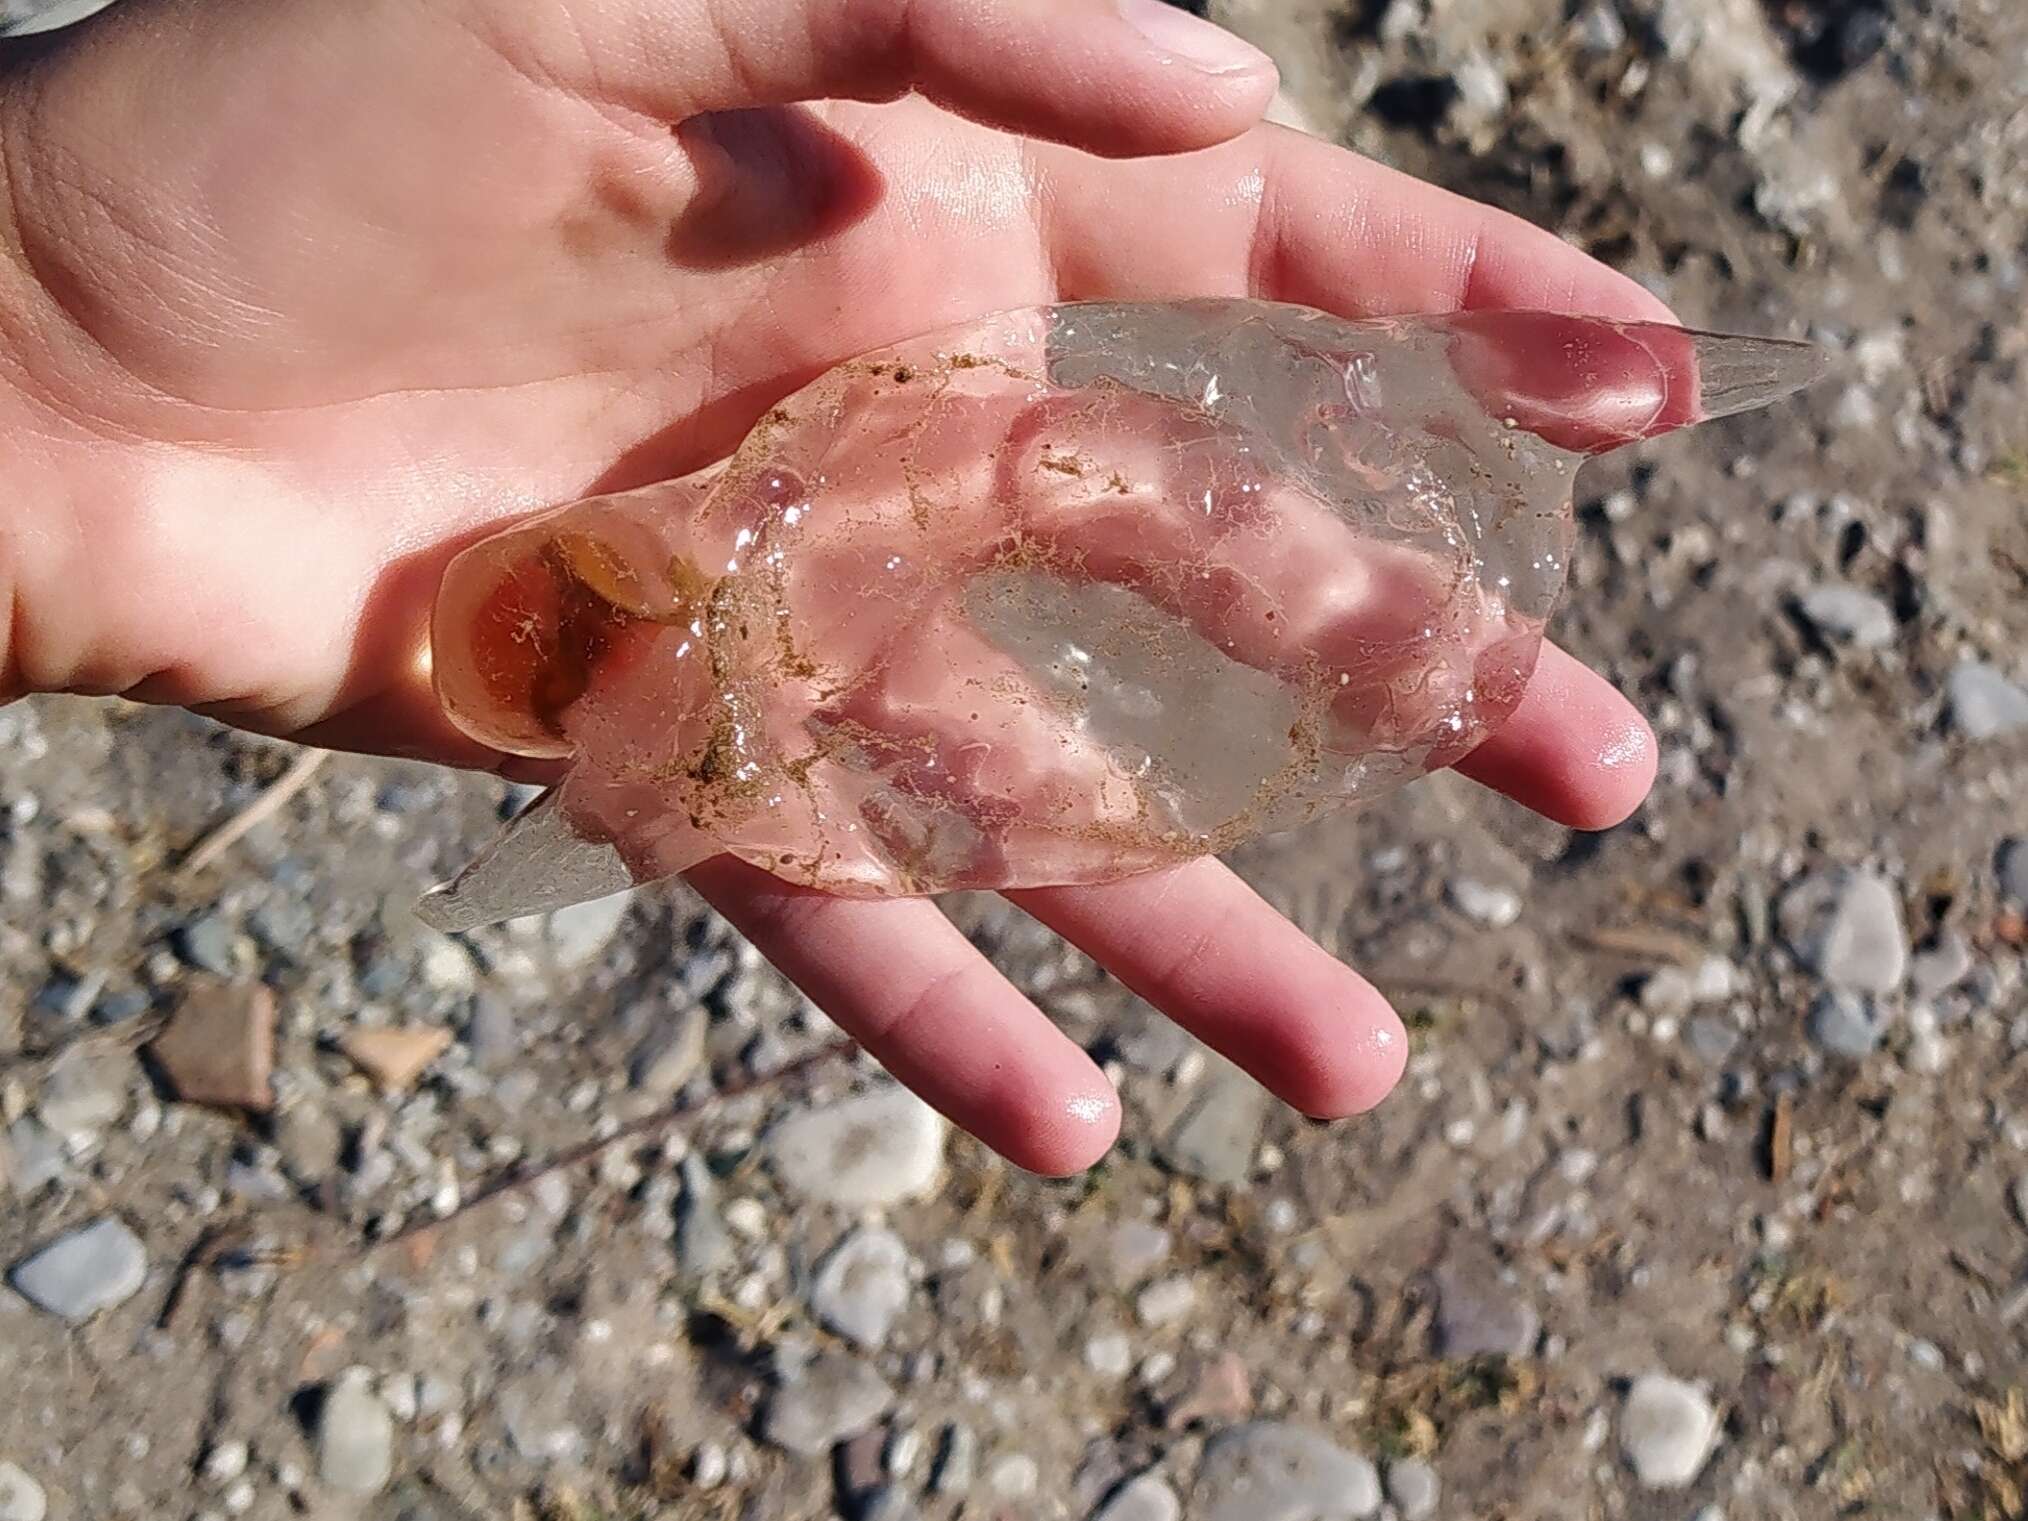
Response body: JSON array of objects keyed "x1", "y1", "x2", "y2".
[
  {"x1": 686, "y1": 855, "x2": 1121, "y2": 1175},
  {"x1": 1010, "y1": 856, "x2": 1408, "y2": 1120}
]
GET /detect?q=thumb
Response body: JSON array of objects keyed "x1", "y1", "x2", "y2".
[{"x1": 483, "y1": 0, "x2": 1281, "y2": 157}]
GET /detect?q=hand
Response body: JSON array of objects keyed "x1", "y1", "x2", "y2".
[{"x1": 0, "y1": 0, "x2": 1661, "y2": 1173}]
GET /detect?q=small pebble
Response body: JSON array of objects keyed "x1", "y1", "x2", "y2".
[
  {"x1": 1999, "y1": 839, "x2": 2028, "y2": 905},
  {"x1": 1620, "y1": 1373, "x2": 1718, "y2": 1489},
  {"x1": 1135, "y1": 1276, "x2": 1197, "y2": 1327},
  {"x1": 0, "y1": 1464, "x2": 46, "y2": 1521},
  {"x1": 766, "y1": 1086, "x2": 945, "y2": 1207},
  {"x1": 1807, "y1": 990, "x2": 1890, "y2": 1060},
  {"x1": 148, "y1": 981, "x2": 277, "y2": 1112},
  {"x1": 1684, "y1": 1014, "x2": 1740, "y2": 1066},
  {"x1": 1108, "y1": 1222, "x2": 1172, "y2": 1284},
  {"x1": 315, "y1": 1367, "x2": 395, "y2": 1495},
  {"x1": 627, "y1": 1007, "x2": 707, "y2": 1095},
  {"x1": 931, "y1": 1423, "x2": 977, "y2": 1496},
  {"x1": 1433, "y1": 1267, "x2": 1538, "y2": 1358},
  {"x1": 1384, "y1": 1456, "x2": 1440, "y2": 1521},
  {"x1": 8, "y1": 1216, "x2": 148, "y2": 1322},
  {"x1": 1092, "y1": 1473, "x2": 1181, "y2": 1521},
  {"x1": 987, "y1": 1453, "x2": 1039, "y2": 1499},
  {"x1": 1909, "y1": 932, "x2": 1974, "y2": 998},
  {"x1": 336, "y1": 1026, "x2": 452, "y2": 1093},
  {"x1": 1447, "y1": 878, "x2": 1523, "y2": 928},
  {"x1": 1575, "y1": 0, "x2": 1626, "y2": 52},
  {"x1": 809, "y1": 1226, "x2": 912, "y2": 1350},
  {"x1": 34, "y1": 1047, "x2": 128, "y2": 1138},
  {"x1": 762, "y1": 1353, "x2": 894, "y2": 1457},
  {"x1": 1947, "y1": 662, "x2": 2028, "y2": 740},
  {"x1": 546, "y1": 892, "x2": 633, "y2": 967},
  {"x1": 202, "y1": 1441, "x2": 250, "y2": 1485},
  {"x1": 1782, "y1": 867, "x2": 1907, "y2": 994},
  {"x1": 692, "y1": 1442, "x2": 727, "y2": 1488},
  {"x1": 176, "y1": 913, "x2": 241, "y2": 976},
  {"x1": 1194, "y1": 1423, "x2": 1380, "y2": 1521},
  {"x1": 1159, "y1": 1053, "x2": 1268, "y2": 1186},
  {"x1": 1085, "y1": 1331, "x2": 1134, "y2": 1378},
  {"x1": 1799, "y1": 584, "x2": 1895, "y2": 648}
]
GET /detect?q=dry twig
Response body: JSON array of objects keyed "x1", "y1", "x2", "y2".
[
  {"x1": 177, "y1": 748, "x2": 330, "y2": 878},
  {"x1": 366, "y1": 1037, "x2": 858, "y2": 1256}
]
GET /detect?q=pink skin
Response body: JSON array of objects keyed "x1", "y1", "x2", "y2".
[{"x1": 0, "y1": 0, "x2": 1663, "y2": 1176}]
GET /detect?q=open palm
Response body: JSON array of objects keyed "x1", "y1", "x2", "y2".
[{"x1": 1, "y1": 0, "x2": 1664, "y2": 1171}]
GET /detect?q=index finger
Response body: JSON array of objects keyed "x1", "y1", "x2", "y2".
[{"x1": 1040, "y1": 122, "x2": 1676, "y2": 326}]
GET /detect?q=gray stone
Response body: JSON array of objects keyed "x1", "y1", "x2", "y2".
[
  {"x1": 675, "y1": 1154, "x2": 735, "y2": 1276},
  {"x1": 90, "y1": 988, "x2": 151, "y2": 1027},
  {"x1": 2000, "y1": 839, "x2": 2028, "y2": 904},
  {"x1": 497, "y1": 1378, "x2": 583, "y2": 1465},
  {"x1": 1136, "y1": 1276, "x2": 1198, "y2": 1328},
  {"x1": 317, "y1": 1368, "x2": 395, "y2": 1493},
  {"x1": 762, "y1": 1354, "x2": 894, "y2": 1457},
  {"x1": 1799, "y1": 584, "x2": 1895, "y2": 648},
  {"x1": 247, "y1": 896, "x2": 317, "y2": 956},
  {"x1": 627, "y1": 1007, "x2": 706, "y2": 1096},
  {"x1": 175, "y1": 913, "x2": 242, "y2": 976},
  {"x1": 1781, "y1": 868, "x2": 1907, "y2": 993},
  {"x1": 1433, "y1": 1267, "x2": 1538, "y2": 1358},
  {"x1": 1107, "y1": 1221, "x2": 1173, "y2": 1285},
  {"x1": 1159, "y1": 1054, "x2": 1268, "y2": 1186},
  {"x1": 810, "y1": 1226, "x2": 911, "y2": 1350},
  {"x1": 1092, "y1": 1472, "x2": 1181, "y2": 1521},
  {"x1": 1807, "y1": 990, "x2": 1890, "y2": 1059},
  {"x1": 767, "y1": 1085, "x2": 945, "y2": 1207},
  {"x1": 858, "y1": 1488, "x2": 921, "y2": 1521},
  {"x1": 1194, "y1": 1422, "x2": 1380, "y2": 1521},
  {"x1": 930, "y1": 1422, "x2": 977, "y2": 1496},
  {"x1": 36, "y1": 1047, "x2": 128, "y2": 1137},
  {"x1": 1575, "y1": 1, "x2": 1626, "y2": 53},
  {"x1": 546, "y1": 892, "x2": 632, "y2": 969},
  {"x1": 1085, "y1": 1330, "x2": 1133, "y2": 1377},
  {"x1": 1948, "y1": 662, "x2": 2028, "y2": 740},
  {"x1": 4, "y1": 1119, "x2": 66, "y2": 1196},
  {"x1": 273, "y1": 1105, "x2": 343, "y2": 1183},
  {"x1": 202, "y1": 1440, "x2": 249, "y2": 1485},
  {"x1": 9, "y1": 1217, "x2": 147, "y2": 1322},
  {"x1": 1909, "y1": 932, "x2": 1975, "y2": 999},
  {"x1": 1620, "y1": 1373, "x2": 1719, "y2": 1489},
  {"x1": 462, "y1": 995, "x2": 520, "y2": 1068},
  {"x1": 1639, "y1": 967, "x2": 1696, "y2": 1017},
  {"x1": 224, "y1": 1159, "x2": 290, "y2": 1203},
  {"x1": 1683, "y1": 1015, "x2": 1740, "y2": 1067},
  {"x1": 988, "y1": 1453, "x2": 1040, "y2": 1498},
  {"x1": 1446, "y1": 878, "x2": 1523, "y2": 928},
  {"x1": 0, "y1": 1464, "x2": 45, "y2": 1521},
  {"x1": 1383, "y1": 1457, "x2": 1439, "y2": 1520}
]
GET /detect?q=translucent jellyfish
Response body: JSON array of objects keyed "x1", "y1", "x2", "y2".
[{"x1": 416, "y1": 301, "x2": 1823, "y2": 931}]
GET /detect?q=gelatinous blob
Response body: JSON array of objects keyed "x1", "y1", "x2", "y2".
[{"x1": 417, "y1": 301, "x2": 1824, "y2": 931}]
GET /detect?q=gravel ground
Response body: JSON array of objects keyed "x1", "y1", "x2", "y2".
[{"x1": 5, "y1": 2, "x2": 2028, "y2": 1519}]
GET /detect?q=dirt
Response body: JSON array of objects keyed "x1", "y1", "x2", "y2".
[{"x1": 4, "y1": 2, "x2": 2028, "y2": 1519}]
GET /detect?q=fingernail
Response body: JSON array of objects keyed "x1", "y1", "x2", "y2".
[{"x1": 1116, "y1": 0, "x2": 1275, "y2": 76}]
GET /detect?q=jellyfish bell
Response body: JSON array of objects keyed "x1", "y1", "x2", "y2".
[{"x1": 418, "y1": 300, "x2": 1825, "y2": 934}]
